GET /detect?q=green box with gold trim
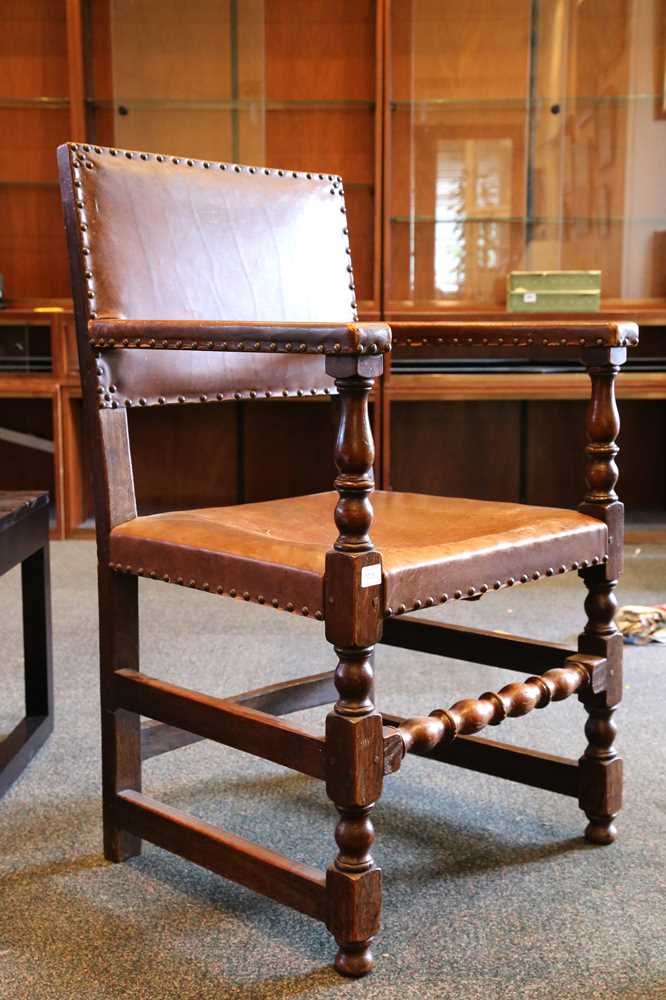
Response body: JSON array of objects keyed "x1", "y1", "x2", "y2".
[{"x1": 507, "y1": 270, "x2": 601, "y2": 312}]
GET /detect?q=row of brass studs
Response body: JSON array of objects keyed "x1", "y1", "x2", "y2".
[
  {"x1": 96, "y1": 386, "x2": 333, "y2": 408},
  {"x1": 108, "y1": 562, "x2": 323, "y2": 619},
  {"x1": 400, "y1": 332, "x2": 638, "y2": 349},
  {"x1": 88, "y1": 336, "x2": 386, "y2": 356},
  {"x1": 73, "y1": 141, "x2": 341, "y2": 184},
  {"x1": 384, "y1": 555, "x2": 609, "y2": 617},
  {"x1": 69, "y1": 148, "x2": 98, "y2": 321}
]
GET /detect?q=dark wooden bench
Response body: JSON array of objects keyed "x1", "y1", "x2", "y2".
[{"x1": 0, "y1": 491, "x2": 53, "y2": 799}]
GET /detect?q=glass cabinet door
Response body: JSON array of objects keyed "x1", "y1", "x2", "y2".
[
  {"x1": 83, "y1": 0, "x2": 380, "y2": 313},
  {"x1": 387, "y1": 0, "x2": 666, "y2": 313}
]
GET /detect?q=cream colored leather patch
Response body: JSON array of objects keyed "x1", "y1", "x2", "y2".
[{"x1": 361, "y1": 563, "x2": 382, "y2": 588}]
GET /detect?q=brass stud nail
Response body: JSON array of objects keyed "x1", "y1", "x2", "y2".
[
  {"x1": 454, "y1": 590, "x2": 462, "y2": 599},
  {"x1": 176, "y1": 577, "x2": 184, "y2": 585},
  {"x1": 506, "y1": 577, "x2": 515, "y2": 586},
  {"x1": 558, "y1": 564, "x2": 567, "y2": 573},
  {"x1": 189, "y1": 579, "x2": 196, "y2": 587},
  {"x1": 230, "y1": 588, "x2": 237, "y2": 597},
  {"x1": 217, "y1": 393, "x2": 224, "y2": 401},
  {"x1": 257, "y1": 595, "x2": 265, "y2": 604},
  {"x1": 272, "y1": 598, "x2": 279, "y2": 607},
  {"x1": 202, "y1": 582, "x2": 210, "y2": 591},
  {"x1": 493, "y1": 580, "x2": 502, "y2": 590},
  {"x1": 178, "y1": 395, "x2": 185, "y2": 403},
  {"x1": 315, "y1": 610, "x2": 323, "y2": 620},
  {"x1": 200, "y1": 394, "x2": 208, "y2": 402},
  {"x1": 138, "y1": 397, "x2": 146, "y2": 406},
  {"x1": 158, "y1": 396, "x2": 166, "y2": 405},
  {"x1": 163, "y1": 574, "x2": 170, "y2": 582},
  {"x1": 546, "y1": 567, "x2": 555, "y2": 576},
  {"x1": 425, "y1": 597, "x2": 434, "y2": 607},
  {"x1": 440, "y1": 594, "x2": 448, "y2": 603},
  {"x1": 243, "y1": 591, "x2": 250, "y2": 601},
  {"x1": 592, "y1": 555, "x2": 600, "y2": 565},
  {"x1": 480, "y1": 584, "x2": 488, "y2": 594},
  {"x1": 467, "y1": 587, "x2": 476, "y2": 596},
  {"x1": 149, "y1": 571, "x2": 157, "y2": 579},
  {"x1": 397, "y1": 604, "x2": 406, "y2": 614},
  {"x1": 217, "y1": 585, "x2": 224, "y2": 594},
  {"x1": 520, "y1": 574, "x2": 529, "y2": 583},
  {"x1": 413, "y1": 599, "x2": 422, "y2": 609},
  {"x1": 571, "y1": 561, "x2": 579, "y2": 570},
  {"x1": 302, "y1": 606, "x2": 309, "y2": 616},
  {"x1": 532, "y1": 571, "x2": 541, "y2": 580},
  {"x1": 286, "y1": 602, "x2": 294, "y2": 612}
]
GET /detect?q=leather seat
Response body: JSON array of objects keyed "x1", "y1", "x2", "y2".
[{"x1": 110, "y1": 491, "x2": 608, "y2": 620}]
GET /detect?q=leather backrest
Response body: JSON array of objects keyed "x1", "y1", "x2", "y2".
[{"x1": 58, "y1": 143, "x2": 356, "y2": 402}]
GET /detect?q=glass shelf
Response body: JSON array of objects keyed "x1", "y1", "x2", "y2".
[
  {"x1": 87, "y1": 98, "x2": 375, "y2": 111},
  {"x1": 0, "y1": 181, "x2": 59, "y2": 189},
  {"x1": 0, "y1": 97, "x2": 69, "y2": 109},
  {"x1": 388, "y1": 0, "x2": 666, "y2": 311},
  {"x1": 391, "y1": 93, "x2": 661, "y2": 111},
  {"x1": 391, "y1": 216, "x2": 666, "y2": 226}
]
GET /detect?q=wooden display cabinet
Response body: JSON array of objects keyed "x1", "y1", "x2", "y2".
[{"x1": 0, "y1": 1, "x2": 664, "y2": 536}]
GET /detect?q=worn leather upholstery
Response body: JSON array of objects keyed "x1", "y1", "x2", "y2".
[
  {"x1": 58, "y1": 144, "x2": 364, "y2": 401},
  {"x1": 109, "y1": 492, "x2": 608, "y2": 620}
]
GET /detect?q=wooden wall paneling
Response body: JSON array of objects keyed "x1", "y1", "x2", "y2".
[
  {"x1": 0, "y1": 188, "x2": 70, "y2": 300},
  {"x1": 242, "y1": 398, "x2": 338, "y2": 503},
  {"x1": 525, "y1": 398, "x2": 666, "y2": 514},
  {"x1": 61, "y1": 387, "x2": 94, "y2": 534},
  {"x1": 610, "y1": 400, "x2": 666, "y2": 512},
  {"x1": 264, "y1": 0, "x2": 379, "y2": 312},
  {"x1": 127, "y1": 403, "x2": 239, "y2": 515},
  {"x1": 390, "y1": 400, "x2": 522, "y2": 502},
  {"x1": 65, "y1": 0, "x2": 86, "y2": 139},
  {"x1": 525, "y1": 401, "x2": 587, "y2": 509},
  {"x1": 1, "y1": 1, "x2": 69, "y2": 97}
]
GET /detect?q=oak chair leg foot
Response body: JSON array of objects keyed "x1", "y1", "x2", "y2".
[
  {"x1": 334, "y1": 939, "x2": 374, "y2": 978},
  {"x1": 584, "y1": 817, "x2": 618, "y2": 846},
  {"x1": 580, "y1": 702, "x2": 621, "y2": 846},
  {"x1": 578, "y1": 564, "x2": 623, "y2": 847},
  {"x1": 103, "y1": 818, "x2": 142, "y2": 863}
]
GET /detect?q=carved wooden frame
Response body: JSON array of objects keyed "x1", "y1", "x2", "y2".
[{"x1": 58, "y1": 140, "x2": 636, "y2": 978}]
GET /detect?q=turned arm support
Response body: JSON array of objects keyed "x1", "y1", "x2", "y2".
[
  {"x1": 390, "y1": 657, "x2": 598, "y2": 760},
  {"x1": 326, "y1": 354, "x2": 384, "y2": 554},
  {"x1": 88, "y1": 319, "x2": 391, "y2": 357},
  {"x1": 390, "y1": 320, "x2": 638, "y2": 353}
]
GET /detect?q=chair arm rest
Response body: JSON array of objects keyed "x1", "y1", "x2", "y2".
[
  {"x1": 88, "y1": 319, "x2": 392, "y2": 356},
  {"x1": 391, "y1": 320, "x2": 639, "y2": 352}
]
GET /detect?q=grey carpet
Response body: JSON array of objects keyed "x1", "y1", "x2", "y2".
[{"x1": 0, "y1": 541, "x2": 665, "y2": 1000}]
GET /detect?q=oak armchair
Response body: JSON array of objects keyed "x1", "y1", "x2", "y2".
[{"x1": 58, "y1": 142, "x2": 636, "y2": 979}]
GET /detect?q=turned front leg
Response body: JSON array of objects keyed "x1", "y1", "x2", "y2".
[
  {"x1": 326, "y1": 647, "x2": 383, "y2": 977},
  {"x1": 578, "y1": 567, "x2": 623, "y2": 845},
  {"x1": 324, "y1": 353, "x2": 384, "y2": 977}
]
